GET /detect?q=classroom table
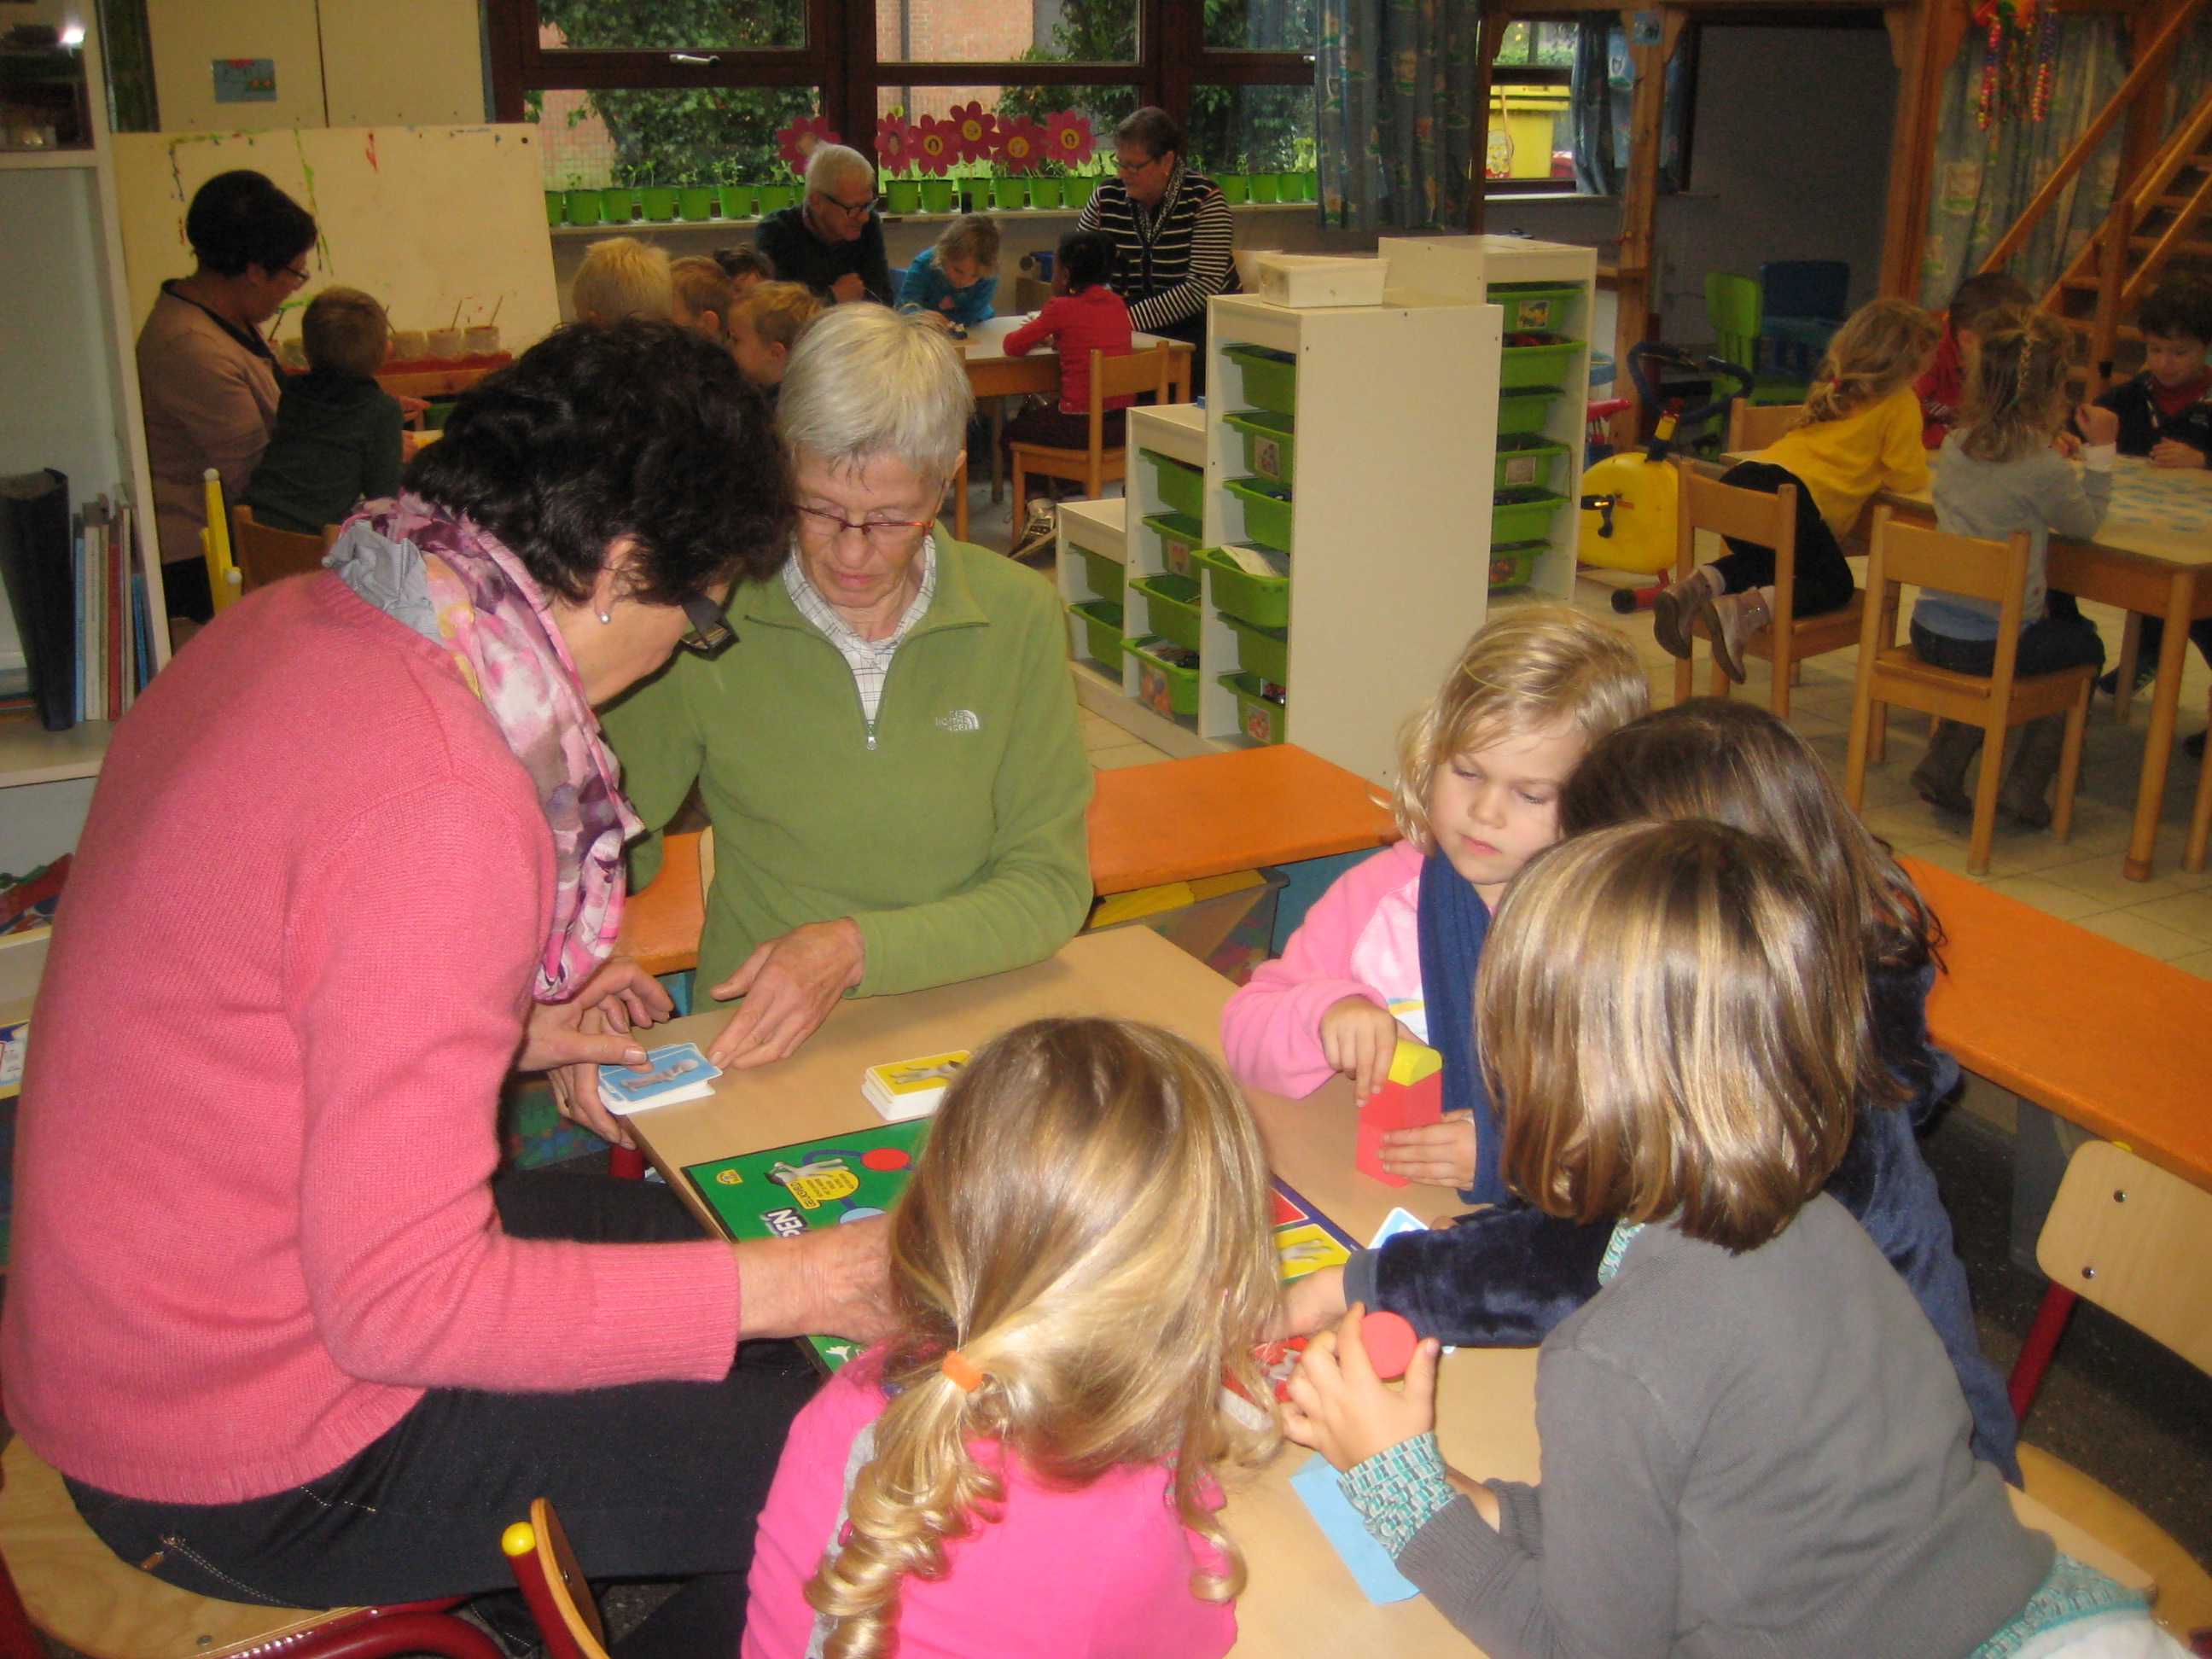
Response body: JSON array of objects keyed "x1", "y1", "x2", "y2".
[
  {"x1": 620, "y1": 924, "x2": 1537, "y2": 1657},
  {"x1": 957, "y1": 316, "x2": 1194, "y2": 500}
]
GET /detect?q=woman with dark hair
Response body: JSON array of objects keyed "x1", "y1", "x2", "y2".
[
  {"x1": 3, "y1": 321, "x2": 890, "y2": 1652},
  {"x1": 137, "y1": 169, "x2": 320, "y2": 623},
  {"x1": 1074, "y1": 107, "x2": 1241, "y2": 393}
]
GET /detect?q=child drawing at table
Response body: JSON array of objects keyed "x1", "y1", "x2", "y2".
[
  {"x1": 1655, "y1": 297, "x2": 1939, "y2": 681},
  {"x1": 1912, "y1": 308, "x2": 2116, "y2": 826},
  {"x1": 742, "y1": 1017, "x2": 1278, "y2": 1659},
  {"x1": 1284, "y1": 820, "x2": 2183, "y2": 1659},
  {"x1": 1917, "y1": 270, "x2": 2033, "y2": 448},
  {"x1": 1221, "y1": 607, "x2": 1645, "y2": 1200},
  {"x1": 898, "y1": 213, "x2": 1001, "y2": 329}
]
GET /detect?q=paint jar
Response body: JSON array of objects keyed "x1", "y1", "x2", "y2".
[
  {"x1": 465, "y1": 324, "x2": 501, "y2": 356},
  {"x1": 428, "y1": 328, "x2": 466, "y2": 359},
  {"x1": 391, "y1": 329, "x2": 428, "y2": 362}
]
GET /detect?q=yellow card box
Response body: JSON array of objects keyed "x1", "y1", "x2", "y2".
[{"x1": 862, "y1": 1050, "x2": 971, "y2": 1121}]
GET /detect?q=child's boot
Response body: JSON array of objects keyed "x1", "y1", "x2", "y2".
[
  {"x1": 1704, "y1": 585, "x2": 1773, "y2": 684},
  {"x1": 1911, "y1": 719, "x2": 1984, "y2": 816},
  {"x1": 1999, "y1": 713, "x2": 2068, "y2": 829},
  {"x1": 1651, "y1": 563, "x2": 1723, "y2": 660}
]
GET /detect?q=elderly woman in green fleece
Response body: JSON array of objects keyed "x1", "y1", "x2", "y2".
[{"x1": 592, "y1": 304, "x2": 1092, "y2": 1125}]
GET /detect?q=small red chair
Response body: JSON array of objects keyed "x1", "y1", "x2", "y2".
[{"x1": 502, "y1": 1499, "x2": 611, "y2": 1659}]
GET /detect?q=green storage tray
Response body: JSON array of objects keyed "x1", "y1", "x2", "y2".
[
  {"x1": 1493, "y1": 486, "x2": 1568, "y2": 543},
  {"x1": 1140, "y1": 510, "x2": 1204, "y2": 579},
  {"x1": 1190, "y1": 545, "x2": 1289, "y2": 630},
  {"x1": 1497, "y1": 386, "x2": 1562, "y2": 435},
  {"x1": 1068, "y1": 599, "x2": 1125, "y2": 668},
  {"x1": 1487, "y1": 282, "x2": 1581, "y2": 334},
  {"x1": 1224, "y1": 344, "x2": 1298, "y2": 417},
  {"x1": 1493, "y1": 435, "x2": 1568, "y2": 491},
  {"x1": 1077, "y1": 545, "x2": 1124, "y2": 603},
  {"x1": 1125, "y1": 636, "x2": 1201, "y2": 719},
  {"x1": 1488, "y1": 538, "x2": 1546, "y2": 592},
  {"x1": 1140, "y1": 451, "x2": 1205, "y2": 520},
  {"x1": 1499, "y1": 334, "x2": 1582, "y2": 390},
  {"x1": 1222, "y1": 612, "x2": 1289, "y2": 684},
  {"x1": 1224, "y1": 478, "x2": 1295, "y2": 554},
  {"x1": 1220, "y1": 672, "x2": 1287, "y2": 746},
  {"x1": 1129, "y1": 572, "x2": 1202, "y2": 652},
  {"x1": 1223, "y1": 409, "x2": 1296, "y2": 488}
]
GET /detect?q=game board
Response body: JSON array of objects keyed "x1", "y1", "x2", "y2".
[{"x1": 2103, "y1": 457, "x2": 2212, "y2": 539}]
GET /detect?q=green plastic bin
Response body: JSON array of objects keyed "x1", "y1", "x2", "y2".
[
  {"x1": 1224, "y1": 409, "x2": 1295, "y2": 488},
  {"x1": 1223, "y1": 344, "x2": 1297, "y2": 417},
  {"x1": 1488, "y1": 538, "x2": 1545, "y2": 591},
  {"x1": 1493, "y1": 487, "x2": 1567, "y2": 543},
  {"x1": 1487, "y1": 281, "x2": 1581, "y2": 334},
  {"x1": 1140, "y1": 451, "x2": 1204, "y2": 521},
  {"x1": 1126, "y1": 637, "x2": 1201, "y2": 719},
  {"x1": 1190, "y1": 545, "x2": 1289, "y2": 630},
  {"x1": 1220, "y1": 672, "x2": 1287, "y2": 745},
  {"x1": 1076, "y1": 545, "x2": 1124, "y2": 603},
  {"x1": 1493, "y1": 435, "x2": 1568, "y2": 491},
  {"x1": 1129, "y1": 573, "x2": 1202, "y2": 652},
  {"x1": 1497, "y1": 386, "x2": 1561, "y2": 435},
  {"x1": 1499, "y1": 333, "x2": 1582, "y2": 390},
  {"x1": 1222, "y1": 612, "x2": 1289, "y2": 684},
  {"x1": 1225, "y1": 478, "x2": 1294, "y2": 554},
  {"x1": 1068, "y1": 599, "x2": 1125, "y2": 668},
  {"x1": 1140, "y1": 510, "x2": 1204, "y2": 578}
]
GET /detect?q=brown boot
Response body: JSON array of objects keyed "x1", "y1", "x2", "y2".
[
  {"x1": 1999, "y1": 713, "x2": 2068, "y2": 829},
  {"x1": 1652, "y1": 564, "x2": 1722, "y2": 660},
  {"x1": 1912, "y1": 719, "x2": 1984, "y2": 816},
  {"x1": 1705, "y1": 585, "x2": 1773, "y2": 684}
]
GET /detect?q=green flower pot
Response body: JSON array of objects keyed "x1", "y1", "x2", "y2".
[
  {"x1": 1299, "y1": 170, "x2": 1320, "y2": 201},
  {"x1": 1028, "y1": 176, "x2": 1064, "y2": 209},
  {"x1": 887, "y1": 178, "x2": 922, "y2": 213},
  {"x1": 1216, "y1": 172, "x2": 1248, "y2": 204},
  {"x1": 1063, "y1": 175, "x2": 1100, "y2": 209},
  {"x1": 678, "y1": 187, "x2": 715, "y2": 221},
  {"x1": 992, "y1": 175, "x2": 1027, "y2": 210},
  {"x1": 1248, "y1": 173, "x2": 1279, "y2": 204},
  {"x1": 641, "y1": 186, "x2": 680, "y2": 222},
  {"x1": 544, "y1": 190, "x2": 567, "y2": 225},
  {"x1": 1279, "y1": 172, "x2": 1307, "y2": 201},
  {"x1": 920, "y1": 177, "x2": 956, "y2": 213},
  {"x1": 564, "y1": 189, "x2": 604, "y2": 226},
  {"x1": 757, "y1": 183, "x2": 795, "y2": 213},
  {"x1": 600, "y1": 186, "x2": 639, "y2": 221},
  {"x1": 719, "y1": 183, "x2": 754, "y2": 218}
]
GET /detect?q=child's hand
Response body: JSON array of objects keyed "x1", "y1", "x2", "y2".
[
  {"x1": 1280, "y1": 1304, "x2": 1442, "y2": 1473},
  {"x1": 1275, "y1": 1264, "x2": 1348, "y2": 1337},
  {"x1": 2050, "y1": 430, "x2": 2082, "y2": 457},
  {"x1": 2076, "y1": 405, "x2": 2119, "y2": 448},
  {"x1": 1380, "y1": 1109, "x2": 1476, "y2": 1190},
  {"x1": 1319, "y1": 997, "x2": 1414, "y2": 1101},
  {"x1": 2151, "y1": 437, "x2": 2207, "y2": 469}
]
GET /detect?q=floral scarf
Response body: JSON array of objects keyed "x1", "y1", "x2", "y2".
[{"x1": 325, "y1": 494, "x2": 639, "y2": 1003}]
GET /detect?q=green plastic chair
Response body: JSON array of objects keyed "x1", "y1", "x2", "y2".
[{"x1": 1706, "y1": 271, "x2": 1807, "y2": 408}]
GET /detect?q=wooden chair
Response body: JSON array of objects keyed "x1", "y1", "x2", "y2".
[
  {"x1": 1725, "y1": 396, "x2": 1803, "y2": 454},
  {"x1": 1672, "y1": 457, "x2": 1866, "y2": 720},
  {"x1": 1008, "y1": 345, "x2": 1173, "y2": 511},
  {"x1": 0, "y1": 1436, "x2": 498, "y2": 1659},
  {"x1": 502, "y1": 1499, "x2": 610, "y2": 1659},
  {"x1": 2187, "y1": 684, "x2": 2212, "y2": 875},
  {"x1": 1844, "y1": 508, "x2": 2095, "y2": 875},
  {"x1": 230, "y1": 505, "x2": 338, "y2": 592}
]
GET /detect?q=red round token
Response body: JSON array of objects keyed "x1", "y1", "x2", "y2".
[
  {"x1": 1360, "y1": 1310, "x2": 1418, "y2": 1381},
  {"x1": 860, "y1": 1147, "x2": 911, "y2": 1173}
]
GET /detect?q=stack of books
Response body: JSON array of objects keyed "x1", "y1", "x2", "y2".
[{"x1": 0, "y1": 472, "x2": 156, "y2": 731}]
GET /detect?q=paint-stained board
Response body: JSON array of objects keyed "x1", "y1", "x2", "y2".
[{"x1": 112, "y1": 125, "x2": 560, "y2": 353}]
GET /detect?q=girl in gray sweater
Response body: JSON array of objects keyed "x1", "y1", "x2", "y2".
[{"x1": 1281, "y1": 820, "x2": 2180, "y2": 1659}]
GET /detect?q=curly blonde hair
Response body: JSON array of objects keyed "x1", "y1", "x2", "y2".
[
  {"x1": 804, "y1": 1019, "x2": 1280, "y2": 1658},
  {"x1": 1957, "y1": 306, "x2": 2071, "y2": 464},
  {"x1": 1391, "y1": 606, "x2": 1648, "y2": 852},
  {"x1": 1796, "y1": 297, "x2": 1939, "y2": 428}
]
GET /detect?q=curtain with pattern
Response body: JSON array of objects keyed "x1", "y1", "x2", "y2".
[{"x1": 1317, "y1": 0, "x2": 1487, "y2": 231}]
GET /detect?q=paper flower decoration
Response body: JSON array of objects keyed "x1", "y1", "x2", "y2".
[
  {"x1": 908, "y1": 114, "x2": 955, "y2": 177},
  {"x1": 875, "y1": 114, "x2": 914, "y2": 172},
  {"x1": 946, "y1": 102, "x2": 998, "y2": 163},
  {"x1": 995, "y1": 116, "x2": 1046, "y2": 174},
  {"x1": 777, "y1": 114, "x2": 841, "y2": 175},
  {"x1": 1045, "y1": 110, "x2": 1097, "y2": 169}
]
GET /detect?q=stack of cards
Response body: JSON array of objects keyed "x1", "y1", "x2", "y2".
[
  {"x1": 598, "y1": 1042, "x2": 722, "y2": 1115},
  {"x1": 862, "y1": 1051, "x2": 970, "y2": 1121}
]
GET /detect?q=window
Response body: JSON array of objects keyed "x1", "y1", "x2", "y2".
[{"x1": 1487, "y1": 18, "x2": 1574, "y2": 192}]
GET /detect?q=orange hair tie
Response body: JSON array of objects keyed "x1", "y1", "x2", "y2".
[{"x1": 940, "y1": 1349, "x2": 987, "y2": 1393}]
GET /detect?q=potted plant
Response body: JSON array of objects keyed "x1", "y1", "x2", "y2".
[
  {"x1": 768, "y1": 114, "x2": 841, "y2": 214},
  {"x1": 946, "y1": 102, "x2": 1002, "y2": 209},
  {"x1": 995, "y1": 115, "x2": 1046, "y2": 207},
  {"x1": 1044, "y1": 111, "x2": 1098, "y2": 210},
  {"x1": 911, "y1": 114, "x2": 957, "y2": 212},
  {"x1": 876, "y1": 114, "x2": 922, "y2": 213}
]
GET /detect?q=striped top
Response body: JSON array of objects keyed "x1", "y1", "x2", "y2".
[{"x1": 1076, "y1": 165, "x2": 1242, "y2": 335}]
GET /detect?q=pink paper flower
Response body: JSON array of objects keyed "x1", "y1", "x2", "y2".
[
  {"x1": 995, "y1": 116, "x2": 1046, "y2": 174},
  {"x1": 776, "y1": 114, "x2": 841, "y2": 175},
  {"x1": 1045, "y1": 110, "x2": 1097, "y2": 168},
  {"x1": 946, "y1": 102, "x2": 998, "y2": 163},
  {"x1": 908, "y1": 115, "x2": 955, "y2": 178},
  {"x1": 875, "y1": 114, "x2": 914, "y2": 172}
]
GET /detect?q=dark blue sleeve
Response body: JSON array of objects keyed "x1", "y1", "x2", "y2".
[{"x1": 1369, "y1": 1202, "x2": 1611, "y2": 1348}]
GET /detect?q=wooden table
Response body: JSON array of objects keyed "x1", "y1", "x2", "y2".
[
  {"x1": 958, "y1": 317, "x2": 1194, "y2": 500},
  {"x1": 622, "y1": 925, "x2": 1535, "y2": 1656}
]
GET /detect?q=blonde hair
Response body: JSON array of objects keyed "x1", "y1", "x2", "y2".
[
  {"x1": 733, "y1": 279, "x2": 821, "y2": 352},
  {"x1": 934, "y1": 213, "x2": 1000, "y2": 273},
  {"x1": 669, "y1": 255, "x2": 736, "y2": 329},
  {"x1": 1797, "y1": 298, "x2": 1939, "y2": 427},
  {"x1": 1392, "y1": 605, "x2": 1648, "y2": 851},
  {"x1": 778, "y1": 301, "x2": 974, "y2": 486},
  {"x1": 300, "y1": 285, "x2": 387, "y2": 378},
  {"x1": 805, "y1": 1018, "x2": 1279, "y2": 1658},
  {"x1": 1958, "y1": 306, "x2": 2072, "y2": 464},
  {"x1": 1482, "y1": 820, "x2": 1866, "y2": 1254},
  {"x1": 571, "y1": 236, "x2": 673, "y2": 322}
]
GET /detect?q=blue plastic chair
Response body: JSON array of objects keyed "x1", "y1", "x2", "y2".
[{"x1": 1761, "y1": 260, "x2": 1848, "y2": 378}]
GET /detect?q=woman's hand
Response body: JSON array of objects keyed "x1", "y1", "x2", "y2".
[
  {"x1": 1381, "y1": 1110, "x2": 1477, "y2": 1190},
  {"x1": 706, "y1": 918, "x2": 866, "y2": 1068},
  {"x1": 1281, "y1": 1305, "x2": 1442, "y2": 1473},
  {"x1": 526, "y1": 957, "x2": 675, "y2": 1150},
  {"x1": 733, "y1": 1213, "x2": 895, "y2": 1342},
  {"x1": 1320, "y1": 997, "x2": 1414, "y2": 1102}
]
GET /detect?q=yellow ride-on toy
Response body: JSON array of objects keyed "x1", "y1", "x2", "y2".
[{"x1": 1579, "y1": 342, "x2": 1751, "y2": 613}]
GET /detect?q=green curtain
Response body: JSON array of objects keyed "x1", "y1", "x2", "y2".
[
  {"x1": 1317, "y1": 0, "x2": 1487, "y2": 230},
  {"x1": 1918, "y1": 16, "x2": 2128, "y2": 306},
  {"x1": 1569, "y1": 18, "x2": 1692, "y2": 200}
]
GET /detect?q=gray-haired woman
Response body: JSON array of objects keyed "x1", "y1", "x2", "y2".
[
  {"x1": 598, "y1": 305, "x2": 1093, "y2": 1095},
  {"x1": 753, "y1": 142, "x2": 894, "y2": 306}
]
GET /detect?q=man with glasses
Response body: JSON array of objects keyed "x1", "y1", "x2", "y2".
[{"x1": 754, "y1": 142, "x2": 895, "y2": 308}]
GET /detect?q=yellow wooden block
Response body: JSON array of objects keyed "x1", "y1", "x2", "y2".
[{"x1": 1388, "y1": 1040, "x2": 1443, "y2": 1086}]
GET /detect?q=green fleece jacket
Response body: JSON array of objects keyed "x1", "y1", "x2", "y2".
[{"x1": 602, "y1": 538, "x2": 1093, "y2": 998}]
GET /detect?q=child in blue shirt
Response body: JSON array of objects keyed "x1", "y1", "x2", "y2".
[{"x1": 898, "y1": 214, "x2": 999, "y2": 329}]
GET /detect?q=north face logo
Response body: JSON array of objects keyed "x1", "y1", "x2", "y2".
[{"x1": 935, "y1": 708, "x2": 981, "y2": 731}]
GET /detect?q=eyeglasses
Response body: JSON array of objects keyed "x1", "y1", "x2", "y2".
[
  {"x1": 810, "y1": 189, "x2": 880, "y2": 220},
  {"x1": 1114, "y1": 151, "x2": 1163, "y2": 178},
  {"x1": 678, "y1": 593, "x2": 736, "y2": 655},
  {"x1": 278, "y1": 259, "x2": 311, "y2": 283},
  {"x1": 796, "y1": 504, "x2": 934, "y2": 549}
]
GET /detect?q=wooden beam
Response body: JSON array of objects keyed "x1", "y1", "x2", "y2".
[
  {"x1": 1615, "y1": 7, "x2": 1689, "y2": 431},
  {"x1": 1877, "y1": 0, "x2": 1963, "y2": 298},
  {"x1": 1467, "y1": 12, "x2": 1514, "y2": 233}
]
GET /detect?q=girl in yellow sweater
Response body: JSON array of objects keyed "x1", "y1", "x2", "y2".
[{"x1": 1656, "y1": 298, "x2": 1938, "y2": 678}]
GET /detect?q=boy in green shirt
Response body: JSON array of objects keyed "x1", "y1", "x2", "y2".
[{"x1": 242, "y1": 287, "x2": 405, "y2": 536}]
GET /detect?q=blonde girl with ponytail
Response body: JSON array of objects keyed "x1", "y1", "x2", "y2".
[
  {"x1": 742, "y1": 1017, "x2": 1281, "y2": 1659},
  {"x1": 1655, "y1": 296, "x2": 1940, "y2": 682}
]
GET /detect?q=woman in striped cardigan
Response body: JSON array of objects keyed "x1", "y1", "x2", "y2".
[{"x1": 1075, "y1": 107, "x2": 1241, "y2": 393}]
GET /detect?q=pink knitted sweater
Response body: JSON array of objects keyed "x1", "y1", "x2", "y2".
[{"x1": 0, "y1": 573, "x2": 742, "y2": 1505}]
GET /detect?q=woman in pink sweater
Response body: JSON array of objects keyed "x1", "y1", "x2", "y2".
[{"x1": 1, "y1": 322, "x2": 888, "y2": 1650}]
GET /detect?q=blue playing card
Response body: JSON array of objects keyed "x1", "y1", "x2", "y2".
[
  {"x1": 598, "y1": 1043, "x2": 722, "y2": 1112},
  {"x1": 1289, "y1": 1452, "x2": 1422, "y2": 1604}
]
